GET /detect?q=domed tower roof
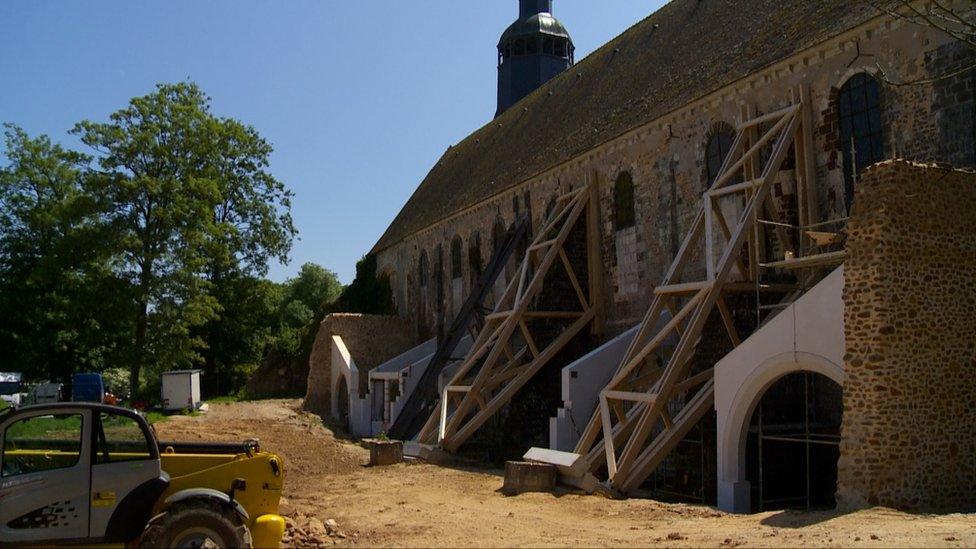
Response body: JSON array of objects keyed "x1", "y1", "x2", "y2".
[
  {"x1": 498, "y1": 12, "x2": 571, "y2": 47},
  {"x1": 496, "y1": 0, "x2": 574, "y2": 117}
]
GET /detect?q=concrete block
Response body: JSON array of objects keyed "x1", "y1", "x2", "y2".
[
  {"x1": 366, "y1": 439, "x2": 403, "y2": 466},
  {"x1": 523, "y1": 447, "x2": 587, "y2": 478},
  {"x1": 501, "y1": 461, "x2": 557, "y2": 495}
]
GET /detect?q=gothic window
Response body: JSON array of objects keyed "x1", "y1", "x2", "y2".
[
  {"x1": 614, "y1": 171, "x2": 636, "y2": 231},
  {"x1": 418, "y1": 251, "x2": 429, "y2": 288},
  {"x1": 451, "y1": 237, "x2": 463, "y2": 280},
  {"x1": 838, "y1": 72, "x2": 884, "y2": 208},
  {"x1": 705, "y1": 128, "x2": 736, "y2": 190}
]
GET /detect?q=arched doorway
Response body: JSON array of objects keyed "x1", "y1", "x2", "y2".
[
  {"x1": 334, "y1": 375, "x2": 350, "y2": 433},
  {"x1": 744, "y1": 371, "x2": 843, "y2": 512}
]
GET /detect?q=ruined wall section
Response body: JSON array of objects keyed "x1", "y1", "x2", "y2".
[
  {"x1": 376, "y1": 14, "x2": 971, "y2": 346},
  {"x1": 838, "y1": 160, "x2": 976, "y2": 512},
  {"x1": 303, "y1": 313, "x2": 413, "y2": 416}
]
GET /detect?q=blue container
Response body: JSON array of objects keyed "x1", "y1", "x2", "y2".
[{"x1": 71, "y1": 373, "x2": 104, "y2": 403}]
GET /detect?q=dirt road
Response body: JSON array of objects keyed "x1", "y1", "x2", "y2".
[{"x1": 155, "y1": 399, "x2": 976, "y2": 548}]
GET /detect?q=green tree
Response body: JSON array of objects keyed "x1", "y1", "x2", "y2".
[
  {"x1": 0, "y1": 124, "x2": 131, "y2": 383},
  {"x1": 73, "y1": 82, "x2": 295, "y2": 396}
]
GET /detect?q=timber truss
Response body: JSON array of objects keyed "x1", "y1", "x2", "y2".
[
  {"x1": 417, "y1": 182, "x2": 602, "y2": 451},
  {"x1": 574, "y1": 89, "x2": 818, "y2": 494}
]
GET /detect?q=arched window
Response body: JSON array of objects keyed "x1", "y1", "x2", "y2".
[
  {"x1": 450, "y1": 236, "x2": 463, "y2": 280},
  {"x1": 613, "y1": 171, "x2": 636, "y2": 231},
  {"x1": 468, "y1": 232, "x2": 483, "y2": 282},
  {"x1": 493, "y1": 219, "x2": 507, "y2": 255},
  {"x1": 838, "y1": 72, "x2": 884, "y2": 208},
  {"x1": 705, "y1": 128, "x2": 737, "y2": 190},
  {"x1": 418, "y1": 251, "x2": 429, "y2": 288}
]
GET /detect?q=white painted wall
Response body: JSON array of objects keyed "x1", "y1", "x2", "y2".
[
  {"x1": 549, "y1": 326, "x2": 638, "y2": 451},
  {"x1": 714, "y1": 266, "x2": 846, "y2": 513},
  {"x1": 331, "y1": 335, "x2": 372, "y2": 437}
]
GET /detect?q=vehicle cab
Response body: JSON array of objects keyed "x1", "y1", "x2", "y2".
[{"x1": 0, "y1": 403, "x2": 168, "y2": 545}]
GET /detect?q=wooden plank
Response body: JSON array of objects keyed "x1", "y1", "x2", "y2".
[
  {"x1": 520, "y1": 320, "x2": 540, "y2": 359},
  {"x1": 708, "y1": 179, "x2": 761, "y2": 198},
  {"x1": 654, "y1": 281, "x2": 711, "y2": 295},
  {"x1": 602, "y1": 390, "x2": 657, "y2": 404},
  {"x1": 716, "y1": 296, "x2": 741, "y2": 347},
  {"x1": 761, "y1": 250, "x2": 846, "y2": 270},
  {"x1": 559, "y1": 248, "x2": 590, "y2": 311}
]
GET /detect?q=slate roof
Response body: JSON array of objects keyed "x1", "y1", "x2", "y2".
[{"x1": 372, "y1": 0, "x2": 882, "y2": 254}]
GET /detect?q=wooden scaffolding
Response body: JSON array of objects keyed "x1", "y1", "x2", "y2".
[
  {"x1": 417, "y1": 181, "x2": 602, "y2": 451},
  {"x1": 573, "y1": 88, "x2": 821, "y2": 494}
]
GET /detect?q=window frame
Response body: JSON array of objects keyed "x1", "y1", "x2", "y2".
[
  {"x1": 838, "y1": 72, "x2": 884, "y2": 208},
  {"x1": 613, "y1": 171, "x2": 637, "y2": 231},
  {"x1": 450, "y1": 236, "x2": 464, "y2": 280},
  {"x1": 1, "y1": 411, "x2": 86, "y2": 478},
  {"x1": 93, "y1": 410, "x2": 155, "y2": 465},
  {"x1": 705, "y1": 128, "x2": 738, "y2": 191}
]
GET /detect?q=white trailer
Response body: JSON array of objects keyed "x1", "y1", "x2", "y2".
[{"x1": 160, "y1": 370, "x2": 203, "y2": 411}]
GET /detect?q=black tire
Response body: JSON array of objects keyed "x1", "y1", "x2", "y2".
[{"x1": 138, "y1": 500, "x2": 251, "y2": 549}]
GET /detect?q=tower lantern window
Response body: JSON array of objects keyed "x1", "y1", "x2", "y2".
[
  {"x1": 526, "y1": 37, "x2": 538, "y2": 55},
  {"x1": 543, "y1": 36, "x2": 554, "y2": 55},
  {"x1": 514, "y1": 39, "x2": 525, "y2": 56},
  {"x1": 554, "y1": 38, "x2": 566, "y2": 58}
]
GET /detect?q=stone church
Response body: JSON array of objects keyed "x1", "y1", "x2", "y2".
[{"x1": 310, "y1": 0, "x2": 976, "y2": 514}]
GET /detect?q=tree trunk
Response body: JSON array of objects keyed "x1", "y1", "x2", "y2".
[{"x1": 132, "y1": 297, "x2": 147, "y2": 399}]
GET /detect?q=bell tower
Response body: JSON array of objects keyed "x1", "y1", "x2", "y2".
[{"x1": 496, "y1": 0, "x2": 574, "y2": 117}]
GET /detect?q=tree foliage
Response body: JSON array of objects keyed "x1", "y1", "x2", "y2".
[
  {"x1": 72, "y1": 82, "x2": 296, "y2": 395},
  {"x1": 0, "y1": 83, "x2": 313, "y2": 400}
]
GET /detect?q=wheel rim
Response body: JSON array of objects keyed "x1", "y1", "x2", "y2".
[{"x1": 173, "y1": 526, "x2": 225, "y2": 548}]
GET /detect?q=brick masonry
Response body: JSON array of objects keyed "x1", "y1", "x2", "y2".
[
  {"x1": 303, "y1": 313, "x2": 414, "y2": 417},
  {"x1": 838, "y1": 160, "x2": 976, "y2": 512}
]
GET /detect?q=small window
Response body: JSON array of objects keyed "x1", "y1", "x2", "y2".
[
  {"x1": 419, "y1": 252, "x2": 429, "y2": 288},
  {"x1": 514, "y1": 39, "x2": 525, "y2": 56},
  {"x1": 543, "y1": 36, "x2": 554, "y2": 55},
  {"x1": 838, "y1": 72, "x2": 884, "y2": 208},
  {"x1": 613, "y1": 171, "x2": 636, "y2": 231},
  {"x1": 705, "y1": 129, "x2": 737, "y2": 190},
  {"x1": 554, "y1": 38, "x2": 567, "y2": 58},
  {"x1": 492, "y1": 219, "x2": 507, "y2": 255},
  {"x1": 450, "y1": 237, "x2": 463, "y2": 280},
  {"x1": 526, "y1": 37, "x2": 538, "y2": 55},
  {"x1": 95, "y1": 412, "x2": 151, "y2": 464},
  {"x1": 468, "y1": 232, "x2": 483, "y2": 281},
  {"x1": 2, "y1": 413, "x2": 83, "y2": 477}
]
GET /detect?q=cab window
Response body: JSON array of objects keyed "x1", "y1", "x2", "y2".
[
  {"x1": 2, "y1": 414, "x2": 84, "y2": 477},
  {"x1": 95, "y1": 412, "x2": 151, "y2": 463}
]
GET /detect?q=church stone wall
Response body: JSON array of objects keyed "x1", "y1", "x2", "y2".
[
  {"x1": 376, "y1": 14, "x2": 975, "y2": 349},
  {"x1": 838, "y1": 160, "x2": 976, "y2": 512}
]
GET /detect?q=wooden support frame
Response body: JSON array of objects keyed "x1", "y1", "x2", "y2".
[
  {"x1": 416, "y1": 182, "x2": 600, "y2": 452},
  {"x1": 573, "y1": 93, "x2": 812, "y2": 494}
]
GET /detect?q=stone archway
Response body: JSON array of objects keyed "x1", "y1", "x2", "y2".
[{"x1": 717, "y1": 352, "x2": 844, "y2": 513}]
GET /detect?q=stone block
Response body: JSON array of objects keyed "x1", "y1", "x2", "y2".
[
  {"x1": 367, "y1": 439, "x2": 403, "y2": 466},
  {"x1": 501, "y1": 461, "x2": 556, "y2": 495}
]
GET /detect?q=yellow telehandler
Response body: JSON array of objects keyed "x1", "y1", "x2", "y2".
[{"x1": 0, "y1": 402, "x2": 286, "y2": 547}]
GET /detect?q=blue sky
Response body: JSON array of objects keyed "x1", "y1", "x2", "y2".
[{"x1": 0, "y1": 1, "x2": 664, "y2": 283}]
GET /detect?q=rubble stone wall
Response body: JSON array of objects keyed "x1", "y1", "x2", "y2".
[
  {"x1": 376, "y1": 14, "x2": 975, "y2": 344},
  {"x1": 303, "y1": 313, "x2": 414, "y2": 417},
  {"x1": 838, "y1": 160, "x2": 976, "y2": 512}
]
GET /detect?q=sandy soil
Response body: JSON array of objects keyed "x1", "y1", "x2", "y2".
[{"x1": 154, "y1": 399, "x2": 976, "y2": 548}]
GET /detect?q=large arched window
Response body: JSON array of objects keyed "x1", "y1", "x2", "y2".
[
  {"x1": 468, "y1": 231, "x2": 483, "y2": 282},
  {"x1": 418, "y1": 251, "x2": 429, "y2": 288},
  {"x1": 613, "y1": 171, "x2": 636, "y2": 231},
  {"x1": 705, "y1": 128, "x2": 737, "y2": 190},
  {"x1": 838, "y1": 72, "x2": 884, "y2": 208},
  {"x1": 450, "y1": 236, "x2": 463, "y2": 280}
]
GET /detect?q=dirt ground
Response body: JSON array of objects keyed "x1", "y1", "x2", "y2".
[{"x1": 154, "y1": 399, "x2": 976, "y2": 548}]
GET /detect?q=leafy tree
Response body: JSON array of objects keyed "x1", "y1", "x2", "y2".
[
  {"x1": 328, "y1": 255, "x2": 395, "y2": 316},
  {"x1": 73, "y1": 83, "x2": 296, "y2": 396},
  {"x1": 0, "y1": 124, "x2": 131, "y2": 383}
]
